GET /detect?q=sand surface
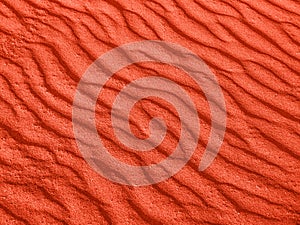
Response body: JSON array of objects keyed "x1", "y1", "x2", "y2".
[{"x1": 0, "y1": 0, "x2": 299, "y2": 224}]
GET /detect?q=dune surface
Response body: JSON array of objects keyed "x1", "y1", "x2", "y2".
[{"x1": 0, "y1": 0, "x2": 299, "y2": 224}]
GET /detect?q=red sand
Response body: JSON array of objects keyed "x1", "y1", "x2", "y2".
[{"x1": 0, "y1": 0, "x2": 299, "y2": 224}]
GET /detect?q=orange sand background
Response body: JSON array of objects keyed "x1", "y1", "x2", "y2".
[{"x1": 0, "y1": 0, "x2": 299, "y2": 224}]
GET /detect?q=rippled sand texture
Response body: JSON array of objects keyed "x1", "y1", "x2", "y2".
[{"x1": 0, "y1": 0, "x2": 299, "y2": 224}]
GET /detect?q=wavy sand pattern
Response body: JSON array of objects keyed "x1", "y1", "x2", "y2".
[{"x1": 0, "y1": 0, "x2": 299, "y2": 224}]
